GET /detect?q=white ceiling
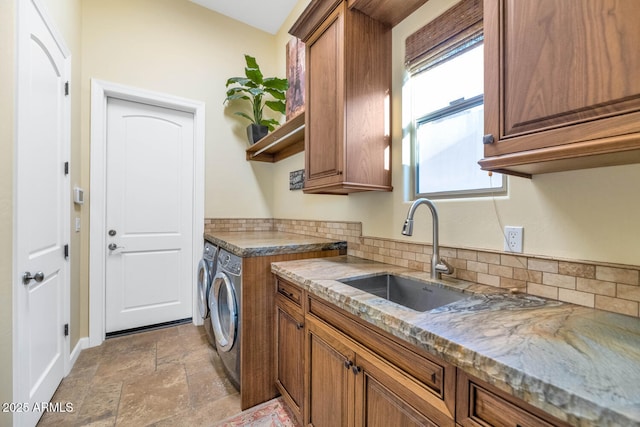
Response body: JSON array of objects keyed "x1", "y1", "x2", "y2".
[{"x1": 189, "y1": 0, "x2": 299, "y2": 35}]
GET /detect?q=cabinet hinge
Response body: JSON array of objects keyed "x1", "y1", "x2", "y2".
[
  {"x1": 64, "y1": 81, "x2": 69, "y2": 96},
  {"x1": 64, "y1": 161, "x2": 69, "y2": 175},
  {"x1": 64, "y1": 324, "x2": 69, "y2": 337},
  {"x1": 64, "y1": 244, "x2": 69, "y2": 259}
]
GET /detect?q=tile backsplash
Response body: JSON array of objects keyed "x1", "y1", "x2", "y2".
[{"x1": 205, "y1": 218, "x2": 640, "y2": 318}]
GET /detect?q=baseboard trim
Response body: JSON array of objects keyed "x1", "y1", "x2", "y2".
[{"x1": 68, "y1": 337, "x2": 89, "y2": 374}]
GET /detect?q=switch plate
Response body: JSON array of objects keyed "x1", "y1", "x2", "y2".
[{"x1": 504, "y1": 226, "x2": 523, "y2": 253}]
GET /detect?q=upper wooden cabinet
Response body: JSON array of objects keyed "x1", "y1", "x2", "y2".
[
  {"x1": 480, "y1": 0, "x2": 640, "y2": 176},
  {"x1": 291, "y1": 1, "x2": 392, "y2": 194}
]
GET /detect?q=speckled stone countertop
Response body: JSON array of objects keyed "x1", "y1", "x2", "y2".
[
  {"x1": 271, "y1": 256, "x2": 640, "y2": 427},
  {"x1": 204, "y1": 231, "x2": 346, "y2": 258}
]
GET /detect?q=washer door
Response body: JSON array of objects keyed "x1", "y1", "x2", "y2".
[
  {"x1": 210, "y1": 272, "x2": 238, "y2": 353},
  {"x1": 196, "y1": 259, "x2": 210, "y2": 319}
]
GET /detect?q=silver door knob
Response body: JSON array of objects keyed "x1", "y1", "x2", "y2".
[
  {"x1": 108, "y1": 243, "x2": 124, "y2": 251},
  {"x1": 23, "y1": 271, "x2": 44, "y2": 285}
]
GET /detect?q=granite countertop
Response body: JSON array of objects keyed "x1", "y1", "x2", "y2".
[
  {"x1": 204, "y1": 231, "x2": 347, "y2": 258},
  {"x1": 271, "y1": 255, "x2": 640, "y2": 427}
]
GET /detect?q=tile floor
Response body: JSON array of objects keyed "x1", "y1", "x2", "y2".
[{"x1": 37, "y1": 324, "x2": 243, "y2": 426}]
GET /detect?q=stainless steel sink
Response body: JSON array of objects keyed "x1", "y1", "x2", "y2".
[{"x1": 339, "y1": 274, "x2": 468, "y2": 312}]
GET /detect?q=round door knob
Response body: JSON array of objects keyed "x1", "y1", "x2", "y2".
[{"x1": 23, "y1": 271, "x2": 44, "y2": 285}]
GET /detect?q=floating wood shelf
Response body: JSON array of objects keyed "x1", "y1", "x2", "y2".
[{"x1": 246, "y1": 112, "x2": 305, "y2": 162}]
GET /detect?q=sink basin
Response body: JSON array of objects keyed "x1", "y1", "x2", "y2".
[{"x1": 339, "y1": 274, "x2": 467, "y2": 312}]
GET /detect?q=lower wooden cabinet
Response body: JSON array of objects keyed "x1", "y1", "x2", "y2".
[
  {"x1": 306, "y1": 316, "x2": 356, "y2": 426},
  {"x1": 275, "y1": 280, "x2": 306, "y2": 424},
  {"x1": 275, "y1": 276, "x2": 455, "y2": 426},
  {"x1": 275, "y1": 275, "x2": 572, "y2": 427},
  {"x1": 356, "y1": 351, "x2": 441, "y2": 427},
  {"x1": 305, "y1": 315, "x2": 453, "y2": 426},
  {"x1": 242, "y1": 250, "x2": 340, "y2": 410}
]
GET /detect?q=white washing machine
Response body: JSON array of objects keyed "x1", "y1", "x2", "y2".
[
  {"x1": 196, "y1": 241, "x2": 218, "y2": 347},
  {"x1": 209, "y1": 248, "x2": 242, "y2": 390}
]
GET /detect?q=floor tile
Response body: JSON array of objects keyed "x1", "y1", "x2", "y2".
[
  {"x1": 115, "y1": 363, "x2": 189, "y2": 426},
  {"x1": 92, "y1": 343, "x2": 156, "y2": 384},
  {"x1": 76, "y1": 382, "x2": 123, "y2": 425},
  {"x1": 35, "y1": 324, "x2": 252, "y2": 427}
]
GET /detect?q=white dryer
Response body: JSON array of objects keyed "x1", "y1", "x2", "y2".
[{"x1": 196, "y1": 241, "x2": 218, "y2": 347}]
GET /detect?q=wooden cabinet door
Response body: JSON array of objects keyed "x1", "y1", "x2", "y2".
[
  {"x1": 354, "y1": 350, "x2": 454, "y2": 427},
  {"x1": 275, "y1": 299, "x2": 304, "y2": 415},
  {"x1": 305, "y1": 4, "x2": 345, "y2": 188},
  {"x1": 299, "y1": 1, "x2": 392, "y2": 194},
  {"x1": 482, "y1": 0, "x2": 640, "y2": 174},
  {"x1": 305, "y1": 316, "x2": 356, "y2": 427}
]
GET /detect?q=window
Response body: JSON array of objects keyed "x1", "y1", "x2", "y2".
[{"x1": 405, "y1": 0, "x2": 506, "y2": 199}]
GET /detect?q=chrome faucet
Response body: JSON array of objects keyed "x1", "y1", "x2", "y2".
[{"x1": 402, "y1": 198, "x2": 454, "y2": 280}]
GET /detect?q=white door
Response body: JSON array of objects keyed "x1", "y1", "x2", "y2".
[
  {"x1": 105, "y1": 98, "x2": 194, "y2": 333},
  {"x1": 15, "y1": 1, "x2": 70, "y2": 426}
]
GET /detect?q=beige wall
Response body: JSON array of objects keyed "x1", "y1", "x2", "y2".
[
  {"x1": 43, "y1": 0, "x2": 84, "y2": 357},
  {"x1": 269, "y1": 0, "x2": 640, "y2": 267},
  {"x1": 80, "y1": 0, "x2": 279, "y2": 217},
  {"x1": 79, "y1": 0, "x2": 282, "y2": 337}
]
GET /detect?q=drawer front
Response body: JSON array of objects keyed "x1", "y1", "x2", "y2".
[
  {"x1": 457, "y1": 371, "x2": 569, "y2": 427},
  {"x1": 471, "y1": 384, "x2": 553, "y2": 427},
  {"x1": 277, "y1": 278, "x2": 302, "y2": 306}
]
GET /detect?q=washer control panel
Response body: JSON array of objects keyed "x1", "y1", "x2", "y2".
[
  {"x1": 218, "y1": 250, "x2": 241, "y2": 276},
  {"x1": 203, "y1": 242, "x2": 217, "y2": 261}
]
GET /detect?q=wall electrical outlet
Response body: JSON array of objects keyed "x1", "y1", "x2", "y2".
[{"x1": 504, "y1": 226, "x2": 523, "y2": 253}]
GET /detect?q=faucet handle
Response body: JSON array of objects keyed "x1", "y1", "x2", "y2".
[{"x1": 435, "y1": 258, "x2": 454, "y2": 275}]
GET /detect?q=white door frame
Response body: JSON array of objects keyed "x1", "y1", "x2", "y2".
[{"x1": 89, "y1": 79, "x2": 205, "y2": 347}]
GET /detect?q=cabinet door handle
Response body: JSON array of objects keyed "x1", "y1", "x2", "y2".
[
  {"x1": 344, "y1": 360, "x2": 353, "y2": 370},
  {"x1": 352, "y1": 365, "x2": 361, "y2": 375},
  {"x1": 296, "y1": 322, "x2": 304, "y2": 330},
  {"x1": 431, "y1": 372, "x2": 437, "y2": 383},
  {"x1": 483, "y1": 134, "x2": 495, "y2": 144}
]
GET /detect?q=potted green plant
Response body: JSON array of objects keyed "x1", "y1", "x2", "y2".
[{"x1": 224, "y1": 54, "x2": 289, "y2": 144}]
